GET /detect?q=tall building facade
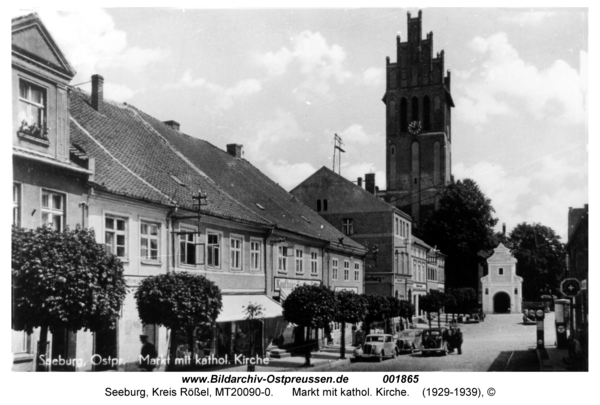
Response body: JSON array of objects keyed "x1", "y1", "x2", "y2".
[{"x1": 380, "y1": 10, "x2": 454, "y2": 227}]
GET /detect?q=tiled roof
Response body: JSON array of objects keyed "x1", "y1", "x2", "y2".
[
  {"x1": 69, "y1": 90, "x2": 271, "y2": 226},
  {"x1": 130, "y1": 107, "x2": 365, "y2": 251},
  {"x1": 68, "y1": 90, "x2": 364, "y2": 251},
  {"x1": 291, "y1": 166, "x2": 412, "y2": 220}
]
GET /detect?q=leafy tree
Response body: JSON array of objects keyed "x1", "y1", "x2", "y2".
[
  {"x1": 399, "y1": 300, "x2": 415, "y2": 330},
  {"x1": 135, "y1": 272, "x2": 222, "y2": 370},
  {"x1": 508, "y1": 223, "x2": 566, "y2": 301},
  {"x1": 417, "y1": 179, "x2": 498, "y2": 291},
  {"x1": 446, "y1": 287, "x2": 477, "y2": 319},
  {"x1": 334, "y1": 291, "x2": 366, "y2": 359},
  {"x1": 282, "y1": 284, "x2": 336, "y2": 367},
  {"x1": 12, "y1": 225, "x2": 127, "y2": 371},
  {"x1": 419, "y1": 291, "x2": 449, "y2": 328},
  {"x1": 362, "y1": 295, "x2": 388, "y2": 335}
]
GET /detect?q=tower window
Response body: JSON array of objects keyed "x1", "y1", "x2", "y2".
[
  {"x1": 411, "y1": 96, "x2": 419, "y2": 122},
  {"x1": 323, "y1": 199, "x2": 328, "y2": 211},
  {"x1": 317, "y1": 199, "x2": 321, "y2": 212},
  {"x1": 423, "y1": 96, "x2": 431, "y2": 131},
  {"x1": 498, "y1": 268, "x2": 504, "y2": 275},
  {"x1": 390, "y1": 145, "x2": 395, "y2": 156},
  {"x1": 400, "y1": 98, "x2": 408, "y2": 132}
]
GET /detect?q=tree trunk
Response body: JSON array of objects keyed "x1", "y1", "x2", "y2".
[
  {"x1": 36, "y1": 326, "x2": 49, "y2": 372},
  {"x1": 248, "y1": 322, "x2": 256, "y2": 372},
  {"x1": 304, "y1": 326, "x2": 312, "y2": 367},
  {"x1": 437, "y1": 311, "x2": 441, "y2": 328},
  {"x1": 167, "y1": 329, "x2": 178, "y2": 371},
  {"x1": 340, "y1": 321, "x2": 346, "y2": 359},
  {"x1": 187, "y1": 327, "x2": 195, "y2": 369}
]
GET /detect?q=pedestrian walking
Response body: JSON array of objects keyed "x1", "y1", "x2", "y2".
[
  {"x1": 139, "y1": 334, "x2": 158, "y2": 371},
  {"x1": 446, "y1": 327, "x2": 455, "y2": 353}
]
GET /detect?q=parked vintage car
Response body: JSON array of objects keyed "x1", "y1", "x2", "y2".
[
  {"x1": 420, "y1": 328, "x2": 449, "y2": 356},
  {"x1": 396, "y1": 329, "x2": 422, "y2": 353},
  {"x1": 353, "y1": 334, "x2": 397, "y2": 361},
  {"x1": 468, "y1": 313, "x2": 480, "y2": 323}
]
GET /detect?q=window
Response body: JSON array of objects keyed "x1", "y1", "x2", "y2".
[
  {"x1": 344, "y1": 261, "x2": 350, "y2": 280},
  {"x1": 342, "y1": 218, "x2": 353, "y2": 236},
  {"x1": 394, "y1": 250, "x2": 399, "y2": 273},
  {"x1": 317, "y1": 199, "x2": 321, "y2": 212},
  {"x1": 514, "y1": 288, "x2": 518, "y2": 295},
  {"x1": 323, "y1": 199, "x2": 328, "y2": 211},
  {"x1": 278, "y1": 246, "x2": 288, "y2": 272},
  {"x1": 180, "y1": 230, "x2": 196, "y2": 265},
  {"x1": 250, "y1": 241, "x2": 261, "y2": 271},
  {"x1": 395, "y1": 217, "x2": 399, "y2": 235},
  {"x1": 311, "y1": 252, "x2": 318, "y2": 276},
  {"x1": 12, "y1": 330, "x2": 31, "y2": 355},
  {"x1": 295, "y1": 249, "x2": 304, "y2": 274},
  {"x1": 140, "y1": 222, "x2": 160, "y2": 262},
  {"x1": 42, "y1": 190, "x2": 64, "y2": 231},
  {"x1": 18, "y1": 80, "x2": 47, "y2": 139},
  {"x1": 230, "y1": 237, "x2": 242, "y2": 270},
  {"x1": 485, "y1": 288, "x2": 489, "y2": 295},
  {"x1": 354, "y1": 263, "x2": 360, "y2": 281},
  {"x1": 498, "y1": 268, "x2": 504, "y2": 276},
  {"x1": 332, "y1": 259, "x2": 338, "y2": 280},
  {"x1": 105, "y1": 215, "x2": 127, "y2": 258},
  {"x1": 13, "y1": 183, "x2": 21, "y2": 227},
  {"x1": 207, "y1": 233, "x2": 221, "y2": 267}
]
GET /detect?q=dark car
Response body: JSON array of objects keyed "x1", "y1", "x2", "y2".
[
  {"x1": 420, "y1": 328, "x2": 449, "y2": 356},
  {"x1": 396, "y1": 329, "x2": 422, "y2": 353}
]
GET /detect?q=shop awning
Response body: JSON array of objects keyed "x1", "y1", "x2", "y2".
[{"x1": 216, "y1": 295, "x2": 283, "y2": 323}]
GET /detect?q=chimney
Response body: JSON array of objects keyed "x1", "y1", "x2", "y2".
[
  {"x1": 163, "y1": 120, "x2": 180, "y2": 131},
  {"x1": 502, "y1": 223, "x2": 506, "y2": 236},
  {"x1": 91, "y1": 74, "x2": 104, "y2": 112},
  {"x1": 226, "y1": 144, "x2": 243, "y2": 159},
  {"x1": 357, "y1": 177, "x2": 363, "y2": 187},
  {"x1": 365, "y1": 173, "x2": 375, "y2": 194}
]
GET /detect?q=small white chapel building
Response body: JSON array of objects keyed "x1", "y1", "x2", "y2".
[{"x1": 481, "y1": 243, "x2": 523, "y2": 314}]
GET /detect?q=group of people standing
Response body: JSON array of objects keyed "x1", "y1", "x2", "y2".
[{"x1": 447, "y1": 324, "x2": 464, "y2": 355}]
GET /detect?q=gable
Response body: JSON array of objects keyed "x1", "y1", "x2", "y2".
[{"x1": 12, "y1": 15, "x2": 76, "y2": 79}]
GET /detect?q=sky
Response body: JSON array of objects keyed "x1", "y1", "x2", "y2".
[{"x1": 12, "y1": 7, "x2": 588, "y2": 242}]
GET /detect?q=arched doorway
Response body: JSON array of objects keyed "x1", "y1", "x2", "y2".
[{"x1": 493, "y1": 291, "x2": 511, "y2": 314}]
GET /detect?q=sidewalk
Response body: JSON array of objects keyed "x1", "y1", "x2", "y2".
[
  {"x1": 536, "y1": 346, "x2": 568, "y2": 372},
  {"x1": 219, "y1": 345, "x2": 355, "y2": 372}
]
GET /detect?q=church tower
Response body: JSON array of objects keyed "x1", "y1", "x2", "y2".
[{"x1": 381, "y1": 10, "x2": 454, "y2": 227}]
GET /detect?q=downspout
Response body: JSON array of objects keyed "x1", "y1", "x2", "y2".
[
  {"x1": 166, "y1": 205, "x2": 179, "y2": 273},
  {"x1": 264, "y1": 225, "x2": 275, "y2": 296}
]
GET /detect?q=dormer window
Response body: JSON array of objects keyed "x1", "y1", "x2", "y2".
[{"x1": 18, "y1": 79, "x2": 48, "y2": 141}]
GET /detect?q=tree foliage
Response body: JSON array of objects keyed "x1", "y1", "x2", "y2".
[
  {"x1": 12, "y1": 225, "x2": 127, "y2": 334},
  {"x1": 334, "y1": 290, "x2": 366, "y2": 325},
  {"x1": 419, "y1": 290, "x2": 449, "y2": 327},
  {"x1": 282, "y1": 284, "x2": 337, "y2": 329},
  {"x1": 135, "y1": 272, "x2": 222, "y2": 332},
  {"x1": 508, "y1": 223, "x2": 565, "y2": 301},
  {"x1": 446, "y1": 287, "x2": 477, "y2": 314},
  {"x1": 417, "y1": 179, "x2": 498, "y2": 289}
]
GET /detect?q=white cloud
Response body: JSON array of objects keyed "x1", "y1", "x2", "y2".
[
  {"x1": 104, "y1": 82, "x2": 137, "y2": 102},
  {"x1": 456, "y1": 33, "x2": 586, "y2": 126},
  {"x1": 264, "y1": 160, "x2": 317, "y2": 191},
  {"x1": 361, "y1": 67, "x2": 384, "y2": 87},
  {"x1": 244, "y1": 110, "x2": 308, "y2": 162},
  {"x1": 37, "y1": 9, "x2": 167, "y2": 84},
  {"x1": 258, "y1": 31, "x2": 351, "y2": 100},
  {"x1": 165, "y1": 70, "x2": 261, "y2": 111}
]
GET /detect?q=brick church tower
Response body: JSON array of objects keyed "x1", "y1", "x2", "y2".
[{"x1": 381, "y1": 10, "x2": 454, "y2": 227}]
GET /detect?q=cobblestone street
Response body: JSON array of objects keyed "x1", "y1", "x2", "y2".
[{"x1": 326, "y1": 313, "x2": 556, "y2": 372}]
